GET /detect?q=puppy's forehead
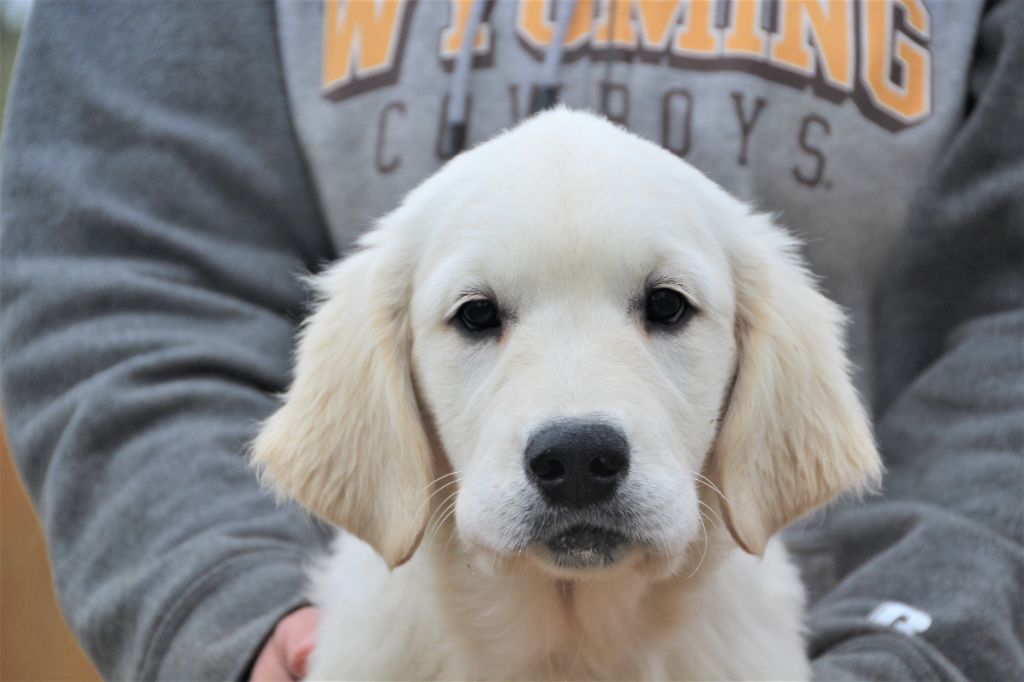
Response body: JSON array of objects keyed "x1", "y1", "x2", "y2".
[{"x1": 412, "y1": 111, "x2": 734, "y2": 309}]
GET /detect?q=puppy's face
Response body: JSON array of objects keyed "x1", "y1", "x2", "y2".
[
  {"x1": 253, "y1": 110, "x2": 880, "y2": 575},
  {"x1": 408, "y1": 149, "x2": 736, "y2": 576}
]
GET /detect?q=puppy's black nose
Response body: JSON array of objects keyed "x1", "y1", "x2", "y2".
[{"x1": 525, "y1": 421, "x2": 629, "y2": 508}]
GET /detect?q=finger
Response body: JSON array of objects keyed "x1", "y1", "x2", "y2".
[
  {"x1": 251, "y1": 641, "x2": 293, "y2": 682},
  {"x1": 283, "y1": 607, "x2": 321, "y2": 679},
  {"x1": 289, "y1": 636, "x2": 315, "y2": 681}
]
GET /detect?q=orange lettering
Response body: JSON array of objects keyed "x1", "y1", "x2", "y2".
[
  {"x1": 674, "y1": 0, "x2": 718, "y2": 57},
  {"x1": 862, "y1": 0, "x2": 930, "y2": 123},
  {"x1": 724, "y1": 0, "x2": 766, "y2": 58},
  {"x1": 771, "y1": 0, "x2": 853, "y2": 89},
  {"x1": 440, "y1": 0, "x2": 491, "y2": 59},
  {"x1": 594, "y1": 0, "x2": 638, "y2": 48},
  {"x1": 636, "y1": 0, "x2": 684, "y2": 50},
  {"x1": 517, "y1": 0, "x2": 594, "y2": 50},
  {"x1": 323, "y1": 0, "x2": 407, "y2": 92}
]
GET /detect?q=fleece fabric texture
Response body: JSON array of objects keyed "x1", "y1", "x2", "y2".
[{"x1": 1, "y1": 1, "x2": 1021, "y2": 679}]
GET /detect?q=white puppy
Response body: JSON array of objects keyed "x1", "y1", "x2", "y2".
[{"x1": 252, "y1": 109, "x2": 881, "y2": 681}]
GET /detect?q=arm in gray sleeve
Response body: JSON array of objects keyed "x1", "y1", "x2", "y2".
[
  {"x1": 0, "y1": 1, "x2": 333, "y2": 679},
  {"x1": 808, "y1": 0, "x2": 1024, "y2": 679}
]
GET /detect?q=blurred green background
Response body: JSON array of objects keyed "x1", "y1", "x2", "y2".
[{"x1": 2, "y1": 2, "x2": 101, "y2": 679}]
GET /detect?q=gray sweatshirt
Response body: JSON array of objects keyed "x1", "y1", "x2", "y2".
[{"x1": 1, "y1": 0, "x2": 1021, "y2": 680}]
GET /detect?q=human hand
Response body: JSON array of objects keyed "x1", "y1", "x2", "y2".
[{"x1": 250, "y1": 606, "x2": 320, "y2": 681}]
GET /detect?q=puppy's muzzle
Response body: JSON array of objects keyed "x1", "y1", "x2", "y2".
[{"x1": 524, "y1": 420, "x2": 629, "y2": 509}]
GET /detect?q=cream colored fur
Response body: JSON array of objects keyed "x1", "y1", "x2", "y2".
[{"x1": 251, "y1": 109, "x2": 881, "y2": 681}]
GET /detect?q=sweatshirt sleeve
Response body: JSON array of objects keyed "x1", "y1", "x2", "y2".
[
  {"x1": 0, "y1": 2, "x2": 334, "y2": 679},
  {"x1": 807, "y1": 0, "x2": 1024, "y2": 679}
]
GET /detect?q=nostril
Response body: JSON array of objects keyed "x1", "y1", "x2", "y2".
[
  {"x1": 589, "y1": 454, "x2": 624, "y2": 480},
  {"x1": 524, "y1": 420, "x2": 630, "y2": 507},
  {"x1": 530, "y1": 454, "x2": 565, "y2": 482}
]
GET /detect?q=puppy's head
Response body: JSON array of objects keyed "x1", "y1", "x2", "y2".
[{"x1": 252, "y1": 109, "x2": 880, "y2": 574}]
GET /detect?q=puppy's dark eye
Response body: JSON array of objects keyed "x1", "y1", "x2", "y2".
[
  {"x1": 646, "y1": 288, "x2": 690, "y2": 326},
  {"x1": 457, "y1": 299, "x2": 501, "y2": 332}
]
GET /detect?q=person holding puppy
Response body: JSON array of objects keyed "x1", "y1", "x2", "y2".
[{"x1": 2, "y1": 1, "x2": 1021, "y2": 680}]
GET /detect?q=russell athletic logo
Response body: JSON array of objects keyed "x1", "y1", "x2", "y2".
[{"x1": 321, "y1": 0, "x2": 932, "y2": 131}]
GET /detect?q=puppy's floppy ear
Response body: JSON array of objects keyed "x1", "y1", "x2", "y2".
[
  {"x1": 712, "y1": 214, "x2": 882, "y2": 556},
  {"x1": 251, "y1": 236, "x2": 432, "y2": 569}
]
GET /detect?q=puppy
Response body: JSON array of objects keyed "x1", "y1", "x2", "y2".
[{"x1": 252, "y1": 108, "x2": 881, "y2": 681}]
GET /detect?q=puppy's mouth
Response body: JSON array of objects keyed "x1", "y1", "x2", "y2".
[{"x1": 539, "y1": 524, "x2": 629, "y2": 570}]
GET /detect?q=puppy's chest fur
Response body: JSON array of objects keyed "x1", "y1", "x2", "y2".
[{"x1": 307, "y1": 531, "x2": 810, "y2": 681}]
